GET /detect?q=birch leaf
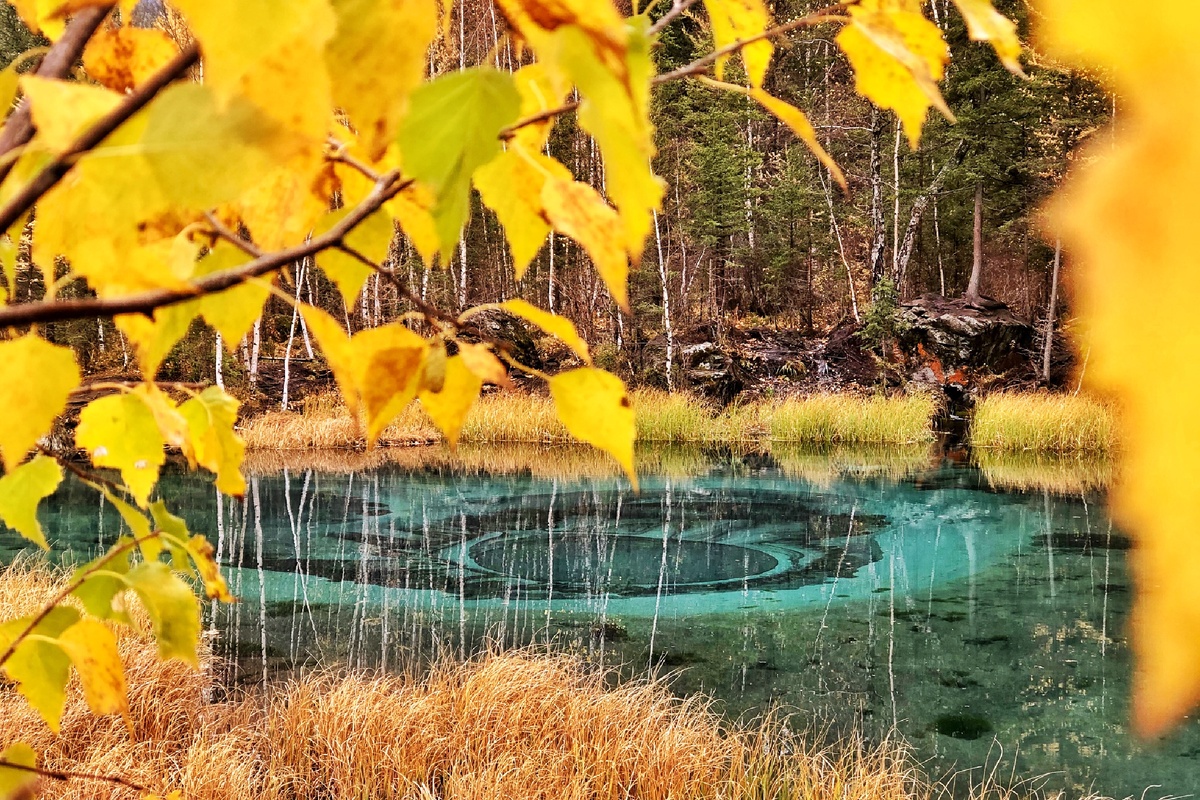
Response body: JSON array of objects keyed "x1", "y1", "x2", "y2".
[
  {"x1": 836, "y1": 0, "x2": 952, "y2": 147},
  {"x1": 703, "y1": 0, "x2": 773, "y2": 87},
  {"x1": 548, "y1": 367, "x2": 637, "y2": 489},
  {"x1": 353, "y1": 323, "x2": 429, "y2": 444},
  {"x1": 492, "y1": 298, "x2": 591, "y2": 364},
  {"x1": 300, "y1": 305, "x2": 359, "y2": 416},
  {"x1": 419, "y1": 355, "x2": 483, "y2": 450},
  {"x1": 951, "y1": 0, "x2": 1024, "y2": 76},
  {"x1": 0, "y1": 335, "x2": 80, "y2": 472},
  {"x1": 0, "y1": 455, "x2": 62, "y2": 550},
  {"x1": 458, "y1": 342, "x2": 512, "y2": 388},
  {"x1": 56, "y1": 619, "x2": 129, "y2": 720},
  {"x1": 475, "y1": 145, "x2": 572, "y2": 280},
  {"x1": 749, "y1": 88, "x2": 847, "y2": 190},
  {"x1": 396, "y1": 68, "x2": 520, "y2": 256},
  {"x1": 21, "y1": 76, "x2": 122, "y2": 153},
  {"x1": 1037, "y1": 0, "x2": 1200, "y2": 737},
  {"x1": 0, "y1": 742, "x2": 38, "y2": 800},
  {"x1": 124, "y1": 561, "x2": 201, "y2": 667},
  {"x1": 76, "y1": 392, "x2": 165, "y2": 508},
  {"x1": 541, "y1": 177, "x2": 630, "y2": 312},
  {"x1": 82, "y1": 26, "x2": 180, "y2": 93},
  {"x1": 178, "y1": 386, "x2": 247, "y2": 498},
  {"x1": 0, "y1": 607, "x2": 81, "y2": 732},
  {"x1": 194, "y1": 242, "x2": 272, "y2": 348},
  {"x1": 315, "y1": 208, "x2": 395, "y2": 307}
]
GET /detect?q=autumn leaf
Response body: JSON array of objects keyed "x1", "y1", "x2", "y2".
[
  {"x1": 1036, "y1": 0, "x2": 1200, "y2": 737},
  {"x1": 0, "y1": 455, "x2": 62, "y2": 550},
  {"x1": 178, "y1": 386, "x2": 247, "y2": 498},
  {"x1": 0, "y1": 335, "x2": 80, "y2": 472},
  {"x1": 315, "y1": 208, "x2": 395, "y2": 307},
  {"x1": 0, "y1": 741, "x2": 38, "y2": 800},
  {"x1": 485, "y1": 298, "x2": 591, "y2": 364},
  {"x1": 548, "y1": 367, "x2": 637, "y2": 489},
  {"x1": 951, "y1": 0, "x2": 1024, "y2": 76},
  {"x1": 457, "y1": 342, "x2": 512, "y2": 388},
  {"x1": 541, "y1": 177, "x2": 631, "y2": 312},
  {"x1": 0, "y1": 606, "x2": 81, "y2": 732},
  {"x1": 194, "y1": 242, "x2": 273, "y2": 349},
  {"x1": 703, "y1": 0, "x2": 773, "y2": 88},
  {"x1": 419, "y1": 355, "x2": 483, "y2": 450},
  {"x1": 21, "y1": 76, "x2": 122, "y2": 153},
  {"x1": 76, "y1": 390, "x2": 167, "y2": 508},
  {"x1": 124, "y1": 561, "x2": 201, "y2": 667},
  {"x1": 56, "y1": 619, "x2": 129, "y2": 720},
  {"x1": 836, "y1": 0, "x2": 952, "y2": 147},
  {"x1": 82, "y1": 26, "x2": 180, "y2": 93}
]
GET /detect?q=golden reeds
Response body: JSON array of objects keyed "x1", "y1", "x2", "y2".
[{"x1": 970, "y1": 393, "x2": 1117, "y2": 453}]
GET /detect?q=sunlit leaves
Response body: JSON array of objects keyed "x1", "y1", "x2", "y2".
[
  {"x1": 397, "y1": 69, "x2": 521, "y2": 256},
  {"x1": 178, "y1": 387, "x2": 247, "y2": 499},
  {"x1": 83, "y1": 26, "x2": 181, "y2": 93},
  {"x1": 194, "y1": 243, "x2": 272, "y2": 348},
  {"x1": 474, "y1": 145, "x2": 572, "y2": 279},
  {"x1": 703, "y1": 0, "x2": 773, "y2": 88},
  {"x1": 952, "y1": 0, "x2": 1024, "y2": 76},
  {"x1": 458, "y1": 341, "x2": 511, "y2": 388},
  {"x1": 0, "y1": 606, "x2": 81, "y2": 732},
  {"x1": 55, "y1": 619, "x2": 128, "y2": 720},
  {"x1": 541, "y1": 177, "x2": 630, "y2": 312},
  {"x1": 548, "y1": 367, "x2": 637, "y2": 488},
  {"x1": 836, "y1": 0, "x2": 952, "y2": 147},
  {"x1": 315, "y1": 209, "x2": 395, "y2": 307},
  {"x1": 0, "y1": 741, "x2": 38, "y2": 800},
  {"x1": 0, "y1": 455, "x2": 62, "y2": 549},
  {"x1": 76, "y1": 389, "x2": 166, "y2": 508},
  {"x1": 419, "y1": 355, "x2": 483, "y2": 450},
  {"x1": 1036, "y1": 0, "x2": 1200, "y2": 736},
  {"x1": 492, "y1": 299, "x2": 591, "y2": 363},
  {"x1": 0, "y1": 335, "x2": 79, "y2": 472},
  {"x1": 326, "y1": 0, "x2": 438, "y2": 159},
  {"x1": 124, "y1": 561, "x2": 201, "y2": 667},
  {"x1": 21, "y1": 76, "x2": 121, "y2": 153}
]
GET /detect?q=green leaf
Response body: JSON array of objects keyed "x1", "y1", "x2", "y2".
[
  {"x1": 76, "y1": 392, "x2": 166, "y2": 508},
  {"x1": 124, "y1": 561, "x2": 201, "y2": 667},
  {"x1": 0, "y1": 741, "x2": 38, "y2": 800},
  {"x1": 178, "y1": 386, "x2": 247, "y2": 498},
  {"x1": 100, "y1": 490, "x2": 159, "y2": 562},
  {"x1": 0, "y1": 335, "x2": 80, "y2": 472},
  {"x1": 396, "y1": 68, "x2": 520, "y2": 256},
  {"x1": 0, "y1": 606, "x2": 82, "y2": 732},
  {"x1": 70, "y1": 543, "x2": 134, "y2": 626},
  {"x1": 150, "y1": 500, "x2": 193, "y2": 571},
  {"x1": 0, "y1": 455, "x2": 62, "y2": 549},
  {"x1": 56, "y1": 619, "x2": 129, "y2": 720},
  {"x1": 548, "y1": 367, "x2": 637, "y2": 489}
]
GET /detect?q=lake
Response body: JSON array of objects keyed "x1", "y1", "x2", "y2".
[{"x1": 3, "y1": 444, "x2": 1196, "y2": 799}]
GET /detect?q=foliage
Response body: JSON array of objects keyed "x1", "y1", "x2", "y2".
[
  {"x1": 858, "y1": 277, "x2": 907, "y2": 355},
  {"x1": 0, "y1": 0, "x2": 1043, "y2": 795}
]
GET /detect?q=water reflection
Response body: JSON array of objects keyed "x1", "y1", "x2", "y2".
[{"x1": 3, "y1": 445, "x2": 1195, "y2": 799}]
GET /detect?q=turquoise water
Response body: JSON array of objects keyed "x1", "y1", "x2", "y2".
[{"x1": 3, "y1": 447, "x2": 1197, "y2": 799}]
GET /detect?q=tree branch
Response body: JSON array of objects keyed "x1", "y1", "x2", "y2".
[
  {"x1": 0, "y1": 5, "x2": 116, "y2": 184},
  {"x1": 499, "y1": 101, "x2": 580, "y2": 142},
  {"x1": 0, "y1": 40, "x2": 201, "y2": 235},
  {"x1": 0, "y1": 759, "x2": 150, "y2": 793},
  {"x1": 0, "y1": 172, "x2": 410, "y2": 328},
  {"x1": 648, "y1": 0, "x2": 703, "y2": 35}
]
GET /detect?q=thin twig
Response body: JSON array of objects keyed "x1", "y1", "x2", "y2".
[
  {"x1": 0, "y1": 533, "x2": 160, "y2": 669},
  {"x1": 326, "y1": 138, "x2": 384, "y2": 183},
  {"x1": 648, "y1": 0, "x2": 703, "y2": 35},
  {"x1": 0, "y1": 172, "x2": 410, "y2": 328},
  {"x1": 203, "y1": 211, "x2": 265, "y2": 258},
  {"x1": 654, "y1": 3, "x2": 852, "y2": 84},
  {"x1": 499, "y1": 101, "x2": 580, "y2": 142},
  {"x1": 0, "y1": 41, "x2": 202, "y2": 236},
  {"x1": 0, "y1": 759, "x2": 150, "y2": 793},
  {"x1": 0, "y1": 5, "x2": 115, "y2": 184}
]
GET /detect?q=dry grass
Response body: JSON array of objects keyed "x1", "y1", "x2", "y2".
[
  {"x1": 973, "y1": 449, "x2": 1114, "y2": 494},
  {"x1": 970, "y1": 393, "x2": 1117, "y2": 453},
  {"x1": 765, "y1": 393, "x2": 938, "y2": 445}
]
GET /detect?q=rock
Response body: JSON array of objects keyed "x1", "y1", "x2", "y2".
[
  {"x1": 460, "y1": 309, "x2": 544, "y2": 373},
  {"x1": 679, "y1": 341, "x2": 744, "y2": 402},
  {"x1": 899, "y1": 294, "x2": 1034, "y2": 372}
]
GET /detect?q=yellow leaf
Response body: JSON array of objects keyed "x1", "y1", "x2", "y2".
[
  {"x1": 326, "y1": 0, "x2": 438, "y2": 160},
  {"x1": 0, "y1": 741, "x2": 39, "y2": 799},
  {"x1": 234, "y1": 165, "x2": 332, "y2": 251},
  {"x1": 193, "y1": 242, "x2": 273, "y2": 348},
  {"x1": 82, "y1": 26, "x2": 181, "y2": 93},
  {"x1": 491, "y1": 298, "x2": 591, "y2": 364},
  {"x1": 0, "y1": 606, "x2": 80, "y2": 732},
  {"x1": 748, "y1": 88, "x2": 847, "y2": 191},
  {"x1": 0, "y1": 454, "x2": 62, "y2": 549},
  {"x1": 101, "y1": 490, "x2": 158, "y2": 561},
  {"x1": 836, "y1": 0, "x2": 952, "y2": 147},
  {"x1": 115, "y1": 302, "x2": 200, "y2": 379},
  {"x1": 0, "y1": 235, "x2": 16, "y2": 302},
  {"x1": 387, "y1": 181, "x2": 442, "y2": 266},
  {"x1": 510, "y1": 62, "x2": 569, "y2": 151},
  {"x1": 352, "y1": 323, "x2": 429, "y2": 444},
  {"x1": 20, "y1": 75, "x2": 122, "y2": 153},
  {"x1": 703, "y1": 0, "x2": 773, "y2": 87},
  {"x1": 494, "y1": 0, "x2": 626, "y2": 53},
  {"x1": 56, "y1": 619, "x2": 129, "y2": 720},
  {"x1": 315, "y1": 208, "x2": 395, "y2": 308},
  {"x1": 951, "y1": 0, "x2": 1024, "y2": 76},
  {"x1": 0, "y1": 334, "x2": 80, "y2": 472},
  {"x1": 474, "y1": 145, "x2": 572, "y2": 279},
  {"x1": 457, "y1": 341, "x2": 512, "y2": 388},
  {"x1": 186, "y1": 534, "x2": 235, "y2": 603},
  {"x1": 178, "y1": 386, "x2": 247, "y2": 498},
  {"x1": 541, "y1": 177, "x2": 630, "y2": 312},
  {"x1": 548, "y1": 367, "x2": 637, "y2": 488},
  {"x1": 549, "y1": 22, "x2": 664, "y2": 264},
  {"x1": 419, "y1": 355, "x2": 482, "y2": 450},
  {"x1": 1038, "y1": 0, "x2": 1200, "y2": 736},
  {"x1": 299, "y1": 305, "x2": 358, "y2": 416},
  {"x1": 76, "y1": 391, "x2": 165, "y2": 508},
  {"x1": 137, "y1": 383, "x2": 190, "y2": 452}
]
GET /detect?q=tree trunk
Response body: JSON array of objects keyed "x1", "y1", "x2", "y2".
[
  {"x1": 1042, "y1": 238, "x2": 1062, "y2": 383},
  {"x1": 894, "y1": 142, "x2": 966, "y2": 287},
  {"x1": 653, "y1": 209, "x2": 674, "y2": 391},
  {"x1": 215, "y1": 331, "x2": 224, "y2": 389},
  {"x1": 965, "y1": 182, "x2": 984, "y2": 304},
  {"x1": 868, "y1": 109, "x2": 887, "y2": 286}
]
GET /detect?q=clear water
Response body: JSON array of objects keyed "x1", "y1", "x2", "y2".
[{"x1": 4, "y1": 447, "x2": 1198, "y2": 799}]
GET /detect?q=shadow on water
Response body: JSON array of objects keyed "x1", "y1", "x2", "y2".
[{"x1": 2, "y1": 443, "x2": 1191, "y2": 800}]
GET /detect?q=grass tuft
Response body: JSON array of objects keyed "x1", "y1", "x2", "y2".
[
  {"x1": 971, "y1": 393, "x2": 1117, "y2": 453},
  {"x1": 766, "y1": 393, "x2": 938, "y2": 445}
]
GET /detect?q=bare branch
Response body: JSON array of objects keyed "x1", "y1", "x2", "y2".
[
  {"x1": 0, "y1": 172, "x2": 410, "y2": 328},
  {"x1": 0, "y1": 759, "x2": 150, "y2": 793},
  {"x1": 499, "y1": 101, "x2": 580, "y2": 142},
  {"x1": 0, "y1": 40, "x2": 202, "y2": 235},
  {"x1": 648, "y1": 0, "x2": 703, "y2": 35},
  {"x1": 326, "y1": 138, "x2": 384, "y2": 183},
  {"x1": 0, "y1": 5, "x2": 116, "y2": 182}
]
